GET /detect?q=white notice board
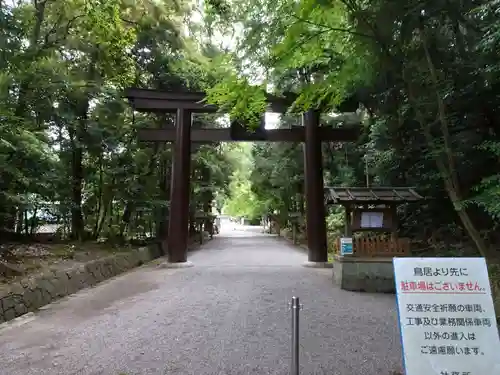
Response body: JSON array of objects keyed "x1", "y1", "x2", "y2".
[
  {"x1": 360, "y1": 211, "x2": 384, "y2": 228},
  {"x1": 393, "y1": 257, "x2": 500, "y2": 375}
]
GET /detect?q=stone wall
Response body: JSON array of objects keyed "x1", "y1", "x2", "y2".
[
  {"x1": 332, "y1": 255, "x2": 395, "y2": 293},
  {"x1": 0, "y1": 246, "x2": 162, "y2": 324}
]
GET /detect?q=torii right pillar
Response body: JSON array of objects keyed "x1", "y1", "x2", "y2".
[{"x1": 303, "y1": 109, "x2": 329, "y2": 265}]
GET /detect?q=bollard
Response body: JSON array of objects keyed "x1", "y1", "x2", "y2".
[{"x1": 290, "y1": 296, "x2": 301, "y2": 375}]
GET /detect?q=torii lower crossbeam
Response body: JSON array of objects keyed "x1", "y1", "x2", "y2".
[{"x1": 138, "y1": 127, "x2": 358, "y2": 142}]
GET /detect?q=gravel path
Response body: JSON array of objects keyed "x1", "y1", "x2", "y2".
[{"x1": 0, "y1": 225, "x2": 403, "y2": 375}]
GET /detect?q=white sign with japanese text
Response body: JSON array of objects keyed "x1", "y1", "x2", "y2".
[{"x1": 393, "y1": 257, "x2": 500, "y2": 375}]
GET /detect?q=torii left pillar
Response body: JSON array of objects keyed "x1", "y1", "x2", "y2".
[{"x1": 164, "y1": 108, "x2": 193, "y2": 266}]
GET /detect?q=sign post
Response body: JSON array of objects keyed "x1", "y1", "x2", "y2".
[
  {"x1": 393, "y1": 257, "x2": 500, "y2": 375},
  {"x1": 340, "y1": 237, "x2": 353, "y2": 255},
  {"x1": 290, "y1": 296, "x2": 301, "y2": 375}
]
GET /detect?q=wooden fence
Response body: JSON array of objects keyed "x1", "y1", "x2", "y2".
[{"x1": 336, "y1": 236, "x2": 410, "y2": 257}]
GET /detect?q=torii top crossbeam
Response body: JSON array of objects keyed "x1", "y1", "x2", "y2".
[{"x1": 124, "y1": 87, "x2": 296, "y2": 113}]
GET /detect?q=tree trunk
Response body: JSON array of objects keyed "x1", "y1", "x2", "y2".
[
  {"x1": 15, "y1": 209, "x2": 24, "y2": 234},
  {"x1": 156, "y1": 147, "x2": 171, "y2": 241},
  {"x1": 415, "y1": 26, "x2": 495, "y2": 259},
  {"x1": 68, "y1": 118, "x2": 85, "y2": 241},
  {"x1": 92, "y1": 150, "x2": 104, "y2": 238},
  {"x1": 406, "y1": 78, "x2": 494, "y2": 259},
  {"x1": 200, "y1": 164, "x2": 213, "y2": 234},
  {"x1": 95, "y1": 181, "x2": 114, "y2": 240}
]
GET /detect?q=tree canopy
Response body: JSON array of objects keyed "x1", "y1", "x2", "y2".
[
  {"x1": 0, "y1": 0, "x2": 235, "y2": 243},
  {"x1": 204, "y1": 0, "x2": 500, "y2": 262},
  {"x1": 2, "y1": 0, "x2": 500, "y2": 263}
]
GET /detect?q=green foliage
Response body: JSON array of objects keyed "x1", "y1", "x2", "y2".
[
  {"x1": 224, "y1": 172, "x2": 266, "y2": 219},
  {"x1": 465, "y1": 141, "x2": 500, "y2": 220},
  {"x1": 206, "y1": 72, "x2": 267, "y2": 128},
  {"x1": 326, "y1": 207, "x2": 345, "y2": 235},
  {"x1": 222, "y1": 143, "x2": 266, "y2": 219},
  {"x1": 2, "y1": 0, "x2": 500, "y2": 264},
  {"x1": 0, "y1": 0, "x2": 235, "y2": 241},
  {"x1": 204, "y1": 0, "x2": 500, "y2": 262}
]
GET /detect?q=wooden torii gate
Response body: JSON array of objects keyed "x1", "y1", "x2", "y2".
[{"x1": 124, "y1": 88, "x2": 359, "y2": 266}]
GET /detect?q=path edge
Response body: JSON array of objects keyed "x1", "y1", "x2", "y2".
[
  {"x1": 0, "y1": 235, "x2": 212, "y2": 325},
  {"x1": 277, "y1": 229, "x2": 333, "y2": 268}
]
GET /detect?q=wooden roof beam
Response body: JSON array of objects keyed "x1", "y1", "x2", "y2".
[{"x1": 323, "y1": 186, "x2": 423, "y2": 204}]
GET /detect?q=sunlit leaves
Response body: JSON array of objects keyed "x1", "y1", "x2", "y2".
[
  {"x1": 204, "y1": 0, "x2": 376, "y2": 117},
  {"x1": 206, "y1": 73, "x2": 267, "y2": 127}
]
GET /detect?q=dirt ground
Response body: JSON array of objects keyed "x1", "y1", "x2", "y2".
[{"x1": 0, "y1": 242, "x2": 140, "y2": 290}]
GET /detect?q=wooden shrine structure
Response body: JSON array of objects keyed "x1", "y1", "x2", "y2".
[
  {"x1": 124, "y1": 88, "x2": 360, "y2": 264},
  {"x1": 326, "y1": 186, "x2": 423, "y2": 292},
  {"x1": 324, "y1": 186, "x2": 423, "y2": 256}
]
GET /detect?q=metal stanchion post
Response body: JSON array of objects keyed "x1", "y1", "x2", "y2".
[{"x1": 290, "y1": 296, "x2": 301, "y2": 375}]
